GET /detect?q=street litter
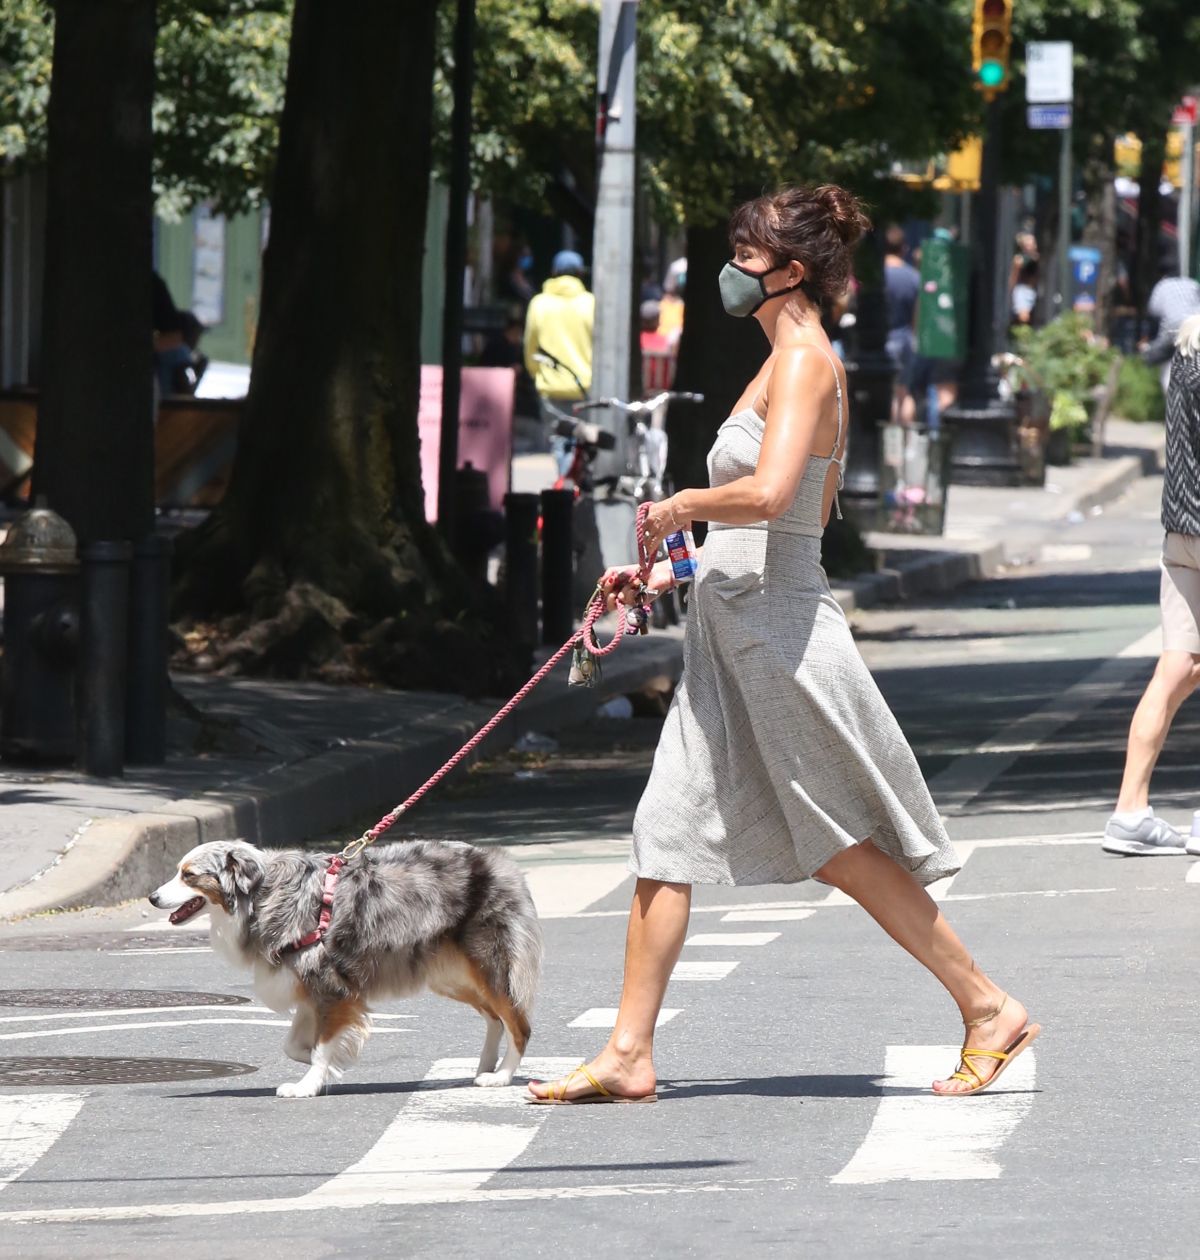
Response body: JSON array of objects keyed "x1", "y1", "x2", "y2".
[
  {"x1": 597, "y1": 696, "x2": 635, "y2": 719},
  {"x1": 515, "y1": 731, "x2": 559, "y2": 753}
]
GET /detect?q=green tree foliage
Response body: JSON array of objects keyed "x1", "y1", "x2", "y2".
[
  {"x1": 448, "y1": 0, "x2": 978, "y2": 229},
  {"x1": 0, "y1": 0, "x2": 290, "y2": 216}
]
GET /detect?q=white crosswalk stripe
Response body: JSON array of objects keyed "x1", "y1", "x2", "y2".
[
  {"x1": 0, "y1": 1094, "x2": 86, "y2": 1194},
  {"x1": 832, "y1": 1045, "x2": 1036, "y2": 1185},
  {"x1": 567, "y1": 1007, "x2": 680, "y2": 1029},
  {"x1": 685, "y1": 932, "x2": 779, "y2": 946},
  {"x1": 0, "y1": 1056, "x2": 581, "y2": 1221},
  {"x1": 720, "y1": 908, "x2": 815, "y2": 923},
  {"x1": 671, "y1": 960, "x2": 740, "y2": 981}
]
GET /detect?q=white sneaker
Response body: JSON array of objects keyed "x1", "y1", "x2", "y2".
[{"x1": 1102, "y1": 809, "x2": 1188, "y2": 856}]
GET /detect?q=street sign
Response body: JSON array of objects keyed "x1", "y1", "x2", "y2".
[
  {"x1": 1027, "y1": 104, "x2": 1072, "y2": 130},
  {"x1": 1069, "y1": 246, "x2": 1102, "y2": 313},
  {"x1": 1026, "y1": 41, "x2": 1073, "y2": 104},
  {"x1": 1172, "y1": 96, "x2": 1197, "y2": 126}
]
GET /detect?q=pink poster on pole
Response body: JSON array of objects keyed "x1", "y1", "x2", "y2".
[{"x1": 417, "y1": 366, "x2": 515, "y2": 521}]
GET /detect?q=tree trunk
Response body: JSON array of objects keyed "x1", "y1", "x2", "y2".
[
  {"x1": 1081, "y1": 138, "x2": 1118, "y2": 335},
  {"x1": 669, "y1": 221, "x2": 767, "y2": 500},
  {"x1": 34, "y1": 0, "x2": 156, "y2": 545},
  {"x1": 172, "y1": 2, "x2": 504, "y2": 691}
]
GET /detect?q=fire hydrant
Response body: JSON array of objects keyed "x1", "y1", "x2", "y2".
[{"x1": 0, "y1": 500, "x2": 80, "y2": 761}]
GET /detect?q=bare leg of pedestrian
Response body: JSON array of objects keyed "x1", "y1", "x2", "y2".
[
  {"x1": 1114, "y1": 651, "x2": 1200, "y2": 810},
  {"x1": 813, "y1": 841, "x2": 1033, "y2": 1094},
  {"x1": 527, "y1": 879, "x2": 689, "y2": 1102},
  {"x1": 1103, "y1": 648, "x2": 1200, "y2": 853}
]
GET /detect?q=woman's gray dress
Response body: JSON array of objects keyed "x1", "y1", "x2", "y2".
[{"x1": 630, "y1": 360, "x2": 959, "y2": 887}]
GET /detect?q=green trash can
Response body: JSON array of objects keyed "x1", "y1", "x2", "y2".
[{"x1": 876, "y1": 423, "x2": 953, "y2": 535}]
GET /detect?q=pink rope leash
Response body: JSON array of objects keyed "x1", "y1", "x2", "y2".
[{"x1": 340, "y1": 502, "x2": 655, "y2": 860}]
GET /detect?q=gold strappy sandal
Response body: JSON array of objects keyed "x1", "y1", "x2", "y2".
[
  {"x1": 527, "y1": 1063, "x2": 658, "y2": 1105},
  {"x1": 938, "y1": 994, "x2": 1041, "y2": 1097}
]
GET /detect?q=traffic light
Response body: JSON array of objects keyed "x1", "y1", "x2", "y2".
[{"x1": 973, "y1": 0, "x2": 1013, "y2": 100}]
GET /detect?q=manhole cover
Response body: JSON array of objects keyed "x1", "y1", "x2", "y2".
[
  {"x1": 0, "y1": 1056, "x2": 258, "y2": 1086},
  {"x1": 0, "y1": 989, "x2": 249, "y2": 1009}
]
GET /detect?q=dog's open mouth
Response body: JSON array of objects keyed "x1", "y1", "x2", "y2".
[{"x1": 169, "y1": 897, "x2": 207, "y2": 925}]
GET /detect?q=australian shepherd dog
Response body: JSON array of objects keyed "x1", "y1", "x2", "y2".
[{"x1": 149, "y1": 840, "x2": 543, "y2": 1098}]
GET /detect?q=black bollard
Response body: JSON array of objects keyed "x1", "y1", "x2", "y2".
[
  {"x1": 539, "y1": 489, "x2": 574, "y2": 645},
  {"x1": 80, "y1": 541, "x2": 133, "y2": 777},
  {"x1": 452, "y1": 463, "x2": 493, "y2": 585},
  {"x1": 503, "y1": 492, "x2": 539, "y2": 650},
  {"x1": 125, "y1": 533, "x2": 172, "y2": 765}
]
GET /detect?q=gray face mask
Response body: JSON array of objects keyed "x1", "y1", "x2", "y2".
[{"x1": 718, "y1": 260, "x2": 805, "y2": 318}]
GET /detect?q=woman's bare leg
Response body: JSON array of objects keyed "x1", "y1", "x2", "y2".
[
  {"x1": 815, "y1": 841, "x2": 1031, "y2": 1094},
  {"x1": 527, "y1": 878, "x2": 691, "y2": 1100}
]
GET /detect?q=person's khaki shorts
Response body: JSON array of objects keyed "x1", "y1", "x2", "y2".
[{"x1": 1161, "y1": 532, "x2": 1200, "y2": 654}]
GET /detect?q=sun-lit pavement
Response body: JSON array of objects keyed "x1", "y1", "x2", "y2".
[{"x1": 1, "y1": 474, "x2": 1196, "y2": 1259}]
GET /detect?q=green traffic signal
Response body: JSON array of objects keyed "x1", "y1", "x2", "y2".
[{"x1": 979, "y1": 60, "x2": 1005, "y2": 87}]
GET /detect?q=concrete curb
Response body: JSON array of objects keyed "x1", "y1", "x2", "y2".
[
  {"x1": 0, "y1": 632, "x2": 684, "y2": 921},
  {"x1": 830, "y1": 539, "x2": 1006, "y2": 614}
]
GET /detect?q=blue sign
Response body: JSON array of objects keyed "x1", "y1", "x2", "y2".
[
  {"x1": 1069, "y1": 246, "x2": 1102, "y2": 312},
  {"x1": 1027, "y1": 104, "x2": 1072, "y2": 130}
]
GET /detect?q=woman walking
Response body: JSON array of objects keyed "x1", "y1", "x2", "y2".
[{"x1": 528, "y1": 185, "x2": 1039, "y2": 1104}]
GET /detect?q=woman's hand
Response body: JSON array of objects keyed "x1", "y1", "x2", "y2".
[
  {"x1": 599, "y1": 566, "x2": 644, "y2": 613},
  {"x1": 641, "y1": 495, "x2": 688, "y2": 559},
  {"x1": 598, "y1": 559, "x2": 677, "y2": 612}
]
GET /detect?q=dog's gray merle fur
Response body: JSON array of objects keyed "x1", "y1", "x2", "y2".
[{"x1": 149, "y1": 839, "x2": 542, "y2": 1098}]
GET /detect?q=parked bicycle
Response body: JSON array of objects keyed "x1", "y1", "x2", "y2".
[{"x1": 533, "y1": 351, "x2": 703, "y2": 626}]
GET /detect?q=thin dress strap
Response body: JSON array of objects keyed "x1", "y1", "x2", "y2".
[{"x1": 815, "y1": 346, "x2": 846, "y2": 521}]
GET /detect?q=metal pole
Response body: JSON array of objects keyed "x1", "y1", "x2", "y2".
[
  {"x1": 437, "y1": 0, "x2": 476, "y2": 543},
  {"x1": 1058, "y1": 124, "x2": 1072, "y2": 310},
  {"x1": 1180, "y1": 120, "x2": 1195, "y2": 280},
  {"x1": 591, "y1": 0, "x2": 638, "y2": 477},
  {"x1": 960, "y1": 96, "x2": 1004, "y2": 405}
]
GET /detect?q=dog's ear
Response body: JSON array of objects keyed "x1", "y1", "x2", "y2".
[{"x1": 224, "y1": 846, "x2": 264, "y2": 898}]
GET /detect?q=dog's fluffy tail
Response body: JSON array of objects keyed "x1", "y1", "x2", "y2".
[{"x1": 504, "y1": 908, "x2": 543, "y2": 1014}]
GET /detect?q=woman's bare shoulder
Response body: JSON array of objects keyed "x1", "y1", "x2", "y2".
[{"x1": 764, "y1": 343, "x2": 839, "y2": 403}]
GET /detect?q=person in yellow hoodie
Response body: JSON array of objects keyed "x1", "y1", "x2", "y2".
[{"x1": 524, "y1": 250, "x2": 594, "y2": 469}]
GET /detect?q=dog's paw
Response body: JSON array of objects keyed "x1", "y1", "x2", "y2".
[
  {"x1": 276, "y1": 1079, "x2": 321, "y2": 1099},
  {"x1": 474, "y1": 1070, "x2": 515, "y2": 1088},
  {"x1": 283, "y1": 1041, "x2": 313, "y2": 1065}
]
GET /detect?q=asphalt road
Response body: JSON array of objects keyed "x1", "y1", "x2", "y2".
[{"x1": 1, "y1": 474, "x2": 1197, "y2": 1259}]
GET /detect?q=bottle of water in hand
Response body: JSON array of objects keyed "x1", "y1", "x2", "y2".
[{"x1": 664, "y1": 528, "x2": 698, "y2": 583}]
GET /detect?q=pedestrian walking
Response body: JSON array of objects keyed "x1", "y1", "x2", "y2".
[
  {"x1": 523, "y1": 249, "x2": 594, "y2": 468},
  {"x1": 528, "y1": 186, "x2": 1040, "y2": 1105},
  {"x1": 883, "y1": 225, "x2": 920, "y2": 425},
  {"x1": 1141, "y1": 268, "x2": 1200, "y2": 391},
  {"x1": 1103, "y1": 314, "x2": 1200, "y2": 857}
]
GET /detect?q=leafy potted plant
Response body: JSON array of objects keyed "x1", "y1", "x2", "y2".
[{"x1": 1009, "y1": 314, "x2": 1118, "y2": 465}]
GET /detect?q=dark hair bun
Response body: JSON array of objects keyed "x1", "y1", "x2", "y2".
[
  {"x1": 814, "y1": 184, "x2": 869, "y2": 249},
  {"x1": 728, "y1": 183, "x2": 873, "y2": 304}
]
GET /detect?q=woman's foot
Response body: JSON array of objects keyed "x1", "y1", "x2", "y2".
[
  {"x1": 527, "y1": 1047, "x2": 657, "y2": 1103},
  {"x1": 931, "y1": 993, "x2": 1033, "y2": 1096}
]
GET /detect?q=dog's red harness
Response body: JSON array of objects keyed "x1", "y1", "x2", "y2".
[{"x1": 281, "y1": 856, "x2": 345, "y2": 955}]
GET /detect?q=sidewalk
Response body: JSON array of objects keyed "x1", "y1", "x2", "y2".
[
  {"x1": 832, "y1": 417, "x2": 1165, "y2": 611},
  {"x1": 0, "y1": 418, "x2": 1164, "y2": 920}
]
